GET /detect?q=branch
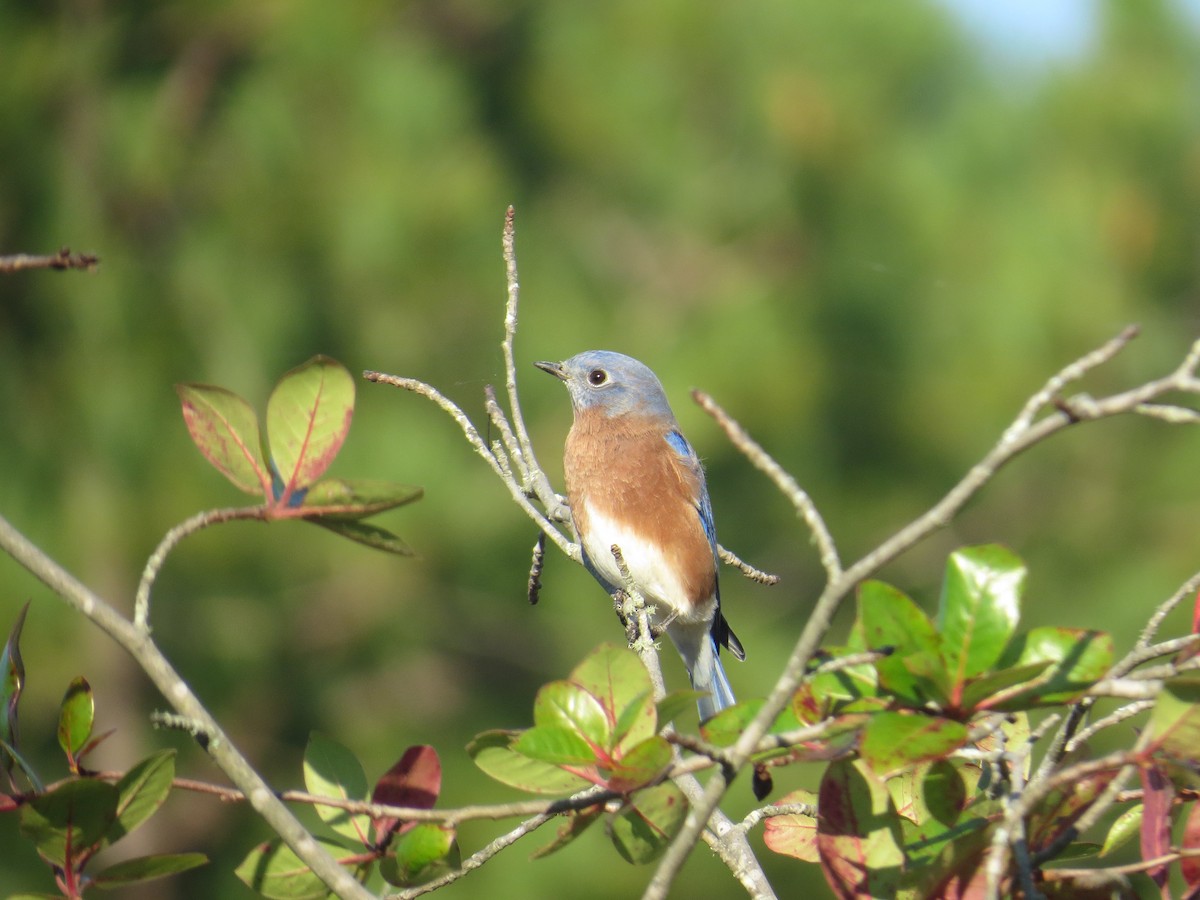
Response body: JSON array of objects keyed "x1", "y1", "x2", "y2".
[
  {"x1": 694, "y1": 390, "x2": 840, "y2": 582},
  {"x1": 135, "y1": 506, "x2": 269, "y2": 631},
  {"x1": 0, "y1": 512, "x2": 373, "y2": 900},
  {"x1": 646, "y1": 326, "x2": 1200, "y2": 898},
  {"x1": 0, "y1": 247, "x2": 99, "y2": 273},
  {"x1": 362, "y1": 371, "x2": 575, "y2": 560}
]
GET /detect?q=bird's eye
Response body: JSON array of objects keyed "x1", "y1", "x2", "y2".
[{"x1": 588, "y1": 369, "x2": 608, "y2": 386}]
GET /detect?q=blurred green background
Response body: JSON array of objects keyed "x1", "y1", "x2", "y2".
[{"x1": 2, "y1": 1, "x2": 1199, "y2": 896}]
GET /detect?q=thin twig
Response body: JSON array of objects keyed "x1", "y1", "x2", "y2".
[
  {"x1": 1137, "y1": 569, "x2": 1200, "y2": 650},
  {"x1": 693, "y1": 390, "x2": 841, "y2": 581},
  {"x1": 135, "y1": 506, "x2": 268, "y2": 632},
  {"x1": 0, "y1": 247, "x2": 99, "y2": 273},
  {"x1": 499, "y1": 207, "x2": 557, "y2": 508},
  {"x1": 717, "y1": 545, "x2": 780, "y2": 585},
  {"x1": 734, "y1": 803, "x2": 816, "y2": 835},
  {"x1": 363, "y1": 371, "x2": 575, "y2": 560}
]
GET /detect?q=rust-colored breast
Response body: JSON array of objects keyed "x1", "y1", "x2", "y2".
[{"x1": 564, "y1": 410, "x2": 716, "y2": 608}]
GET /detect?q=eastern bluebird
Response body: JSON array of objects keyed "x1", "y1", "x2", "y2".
[{"x1": 536, "y1": 351, "x2": 744, "y2": 720}]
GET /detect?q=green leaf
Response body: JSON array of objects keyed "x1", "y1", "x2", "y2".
[
  {"x1": 0, "y1": 738, "x2": 43, "y2": 792},
  {"x1": 311, "y1": 518, "x2": 414, "y2": 555},
  {"x1": 937, "y1": 544, "x2": 1025, "y2": 685},
  {"x1": 108, "y1": 749, "x2": 176, "y2": 844},
  {"x1": 569, "y1": 644, "x2": 654, "y2": 740},
  {"x1": 57, "y1": 676, "x2": 94, "y2": 764},
  {"x1": 992, "y1": 628, "x2": 1113, "y2": 708},
  {"x1": 20, "y1": 779, "x2": 118, "y2": 866},
  {"x1": 859, "y1": 580, "x2": 950, "y2": 707},
  {"x1": 816, "y1": 758, "x2": 905, "y2": 898},
  {"x1": 793, "y1": 644, "x2": 880, "y2": 724},
  {"x1": 957, "y1": 661, "x2": 1053, "y2": 712},
  {"x1": 1, "y1": 602, "x2": 29, "y2": 780},
  {"x1": 300, "y1": 478, "x2": 423, "y2": 518},
  {"x1": 859, "y1": 712, "x2": 969, "y2": 776},
  {"x1": 176, "y1": 383, "x2": 269, "y2": 496},
  {"x1": 236, "y1": 838, "x2": 350, "y2": 900},
  {"x1": 385, "y1": 822, "x2": 457, "y2": 887},
  {"x1": 1149, "y1": 673, "x2": 1200, "y2": 761},
  {"x1": 304, "y1": 732, "x2": 370, "y2": 844},
  {"x1": 890, "y1": 760, "x2": 989, "y2": 873},
  {"x1": 607, "y1": 736, "x2": 671, "y2": 793},
  {"x1": 702, "y1": 698, "x2": 803, "y2": 751},
  {"x1": 655, "y1": 690, "x2": 705, "y2": 727},
  {"x1": 93, "y1": 852, "x2": 208, "y2": 888},
  {"x1": 533, "y1": 680, "x2": 611, "y2": 753},
  {"x1": 266, "y1": 356, "x2": 355, "y2": 505},
  {"x1": 612, "y1": 688, "x2": 658, "y2": 757},
  {"x1": 531, "y1": 806, "x2": 605, "y2": 859},
  {"x1": 467, "y1": 730, "x2": 592, "y2": 795},
  {"x1": 762, "y1": 788, "x2": 819, "y2": 862},
  {"x1": 513, "y1": 724, "x2": 598, "y2": 766},
  {"x1": 610, "y1": 782, "x2": 688, "y2": 864}
]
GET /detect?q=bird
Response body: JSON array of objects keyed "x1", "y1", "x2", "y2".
[{"x1": 535, "y1": 350, "x2": 744, "y2": 720}]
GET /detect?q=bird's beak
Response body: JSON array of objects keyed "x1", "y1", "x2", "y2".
[{"x1": 534, "y1": 360, "x2": 566, "y2": 381}]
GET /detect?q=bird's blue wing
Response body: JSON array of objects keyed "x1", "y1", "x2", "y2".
[
  {"x1": 665, "y1": 429, "x2": 745, "y2": 661},
  {"x1": 664, "y1": 430, "x2": 718, "y2": 558}
]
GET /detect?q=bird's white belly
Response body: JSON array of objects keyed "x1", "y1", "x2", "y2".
[{"x1": 580, "y1": 502, "x2": 694, "y2": 620}]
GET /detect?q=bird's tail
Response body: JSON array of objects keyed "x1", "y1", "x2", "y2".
[{"x1": 690, "y1": 634, "x2": 736, "y2": 722}]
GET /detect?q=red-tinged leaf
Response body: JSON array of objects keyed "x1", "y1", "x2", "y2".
[
  {"x1": 1140, "y1": 763, "x2": 1174, "y2": 895},
  {"x1": 1, "y1": 603, "x2": 29, "y2": 783},
  {"x1": 606, "y1": 736, "x2": 671, "y2": 794},
  {"x1": 372, "y1": 745, "x2": 441, "y2": 845},
  {"x1": 612, "y1": 689, "x2": 658, "y2": 758},
  {"x1": 1193, "y1": 588, "x2": 1200, "y2": 636},
  {"x1": 858, "y1": 712, "x2": 969, "y2": 777},
  {"x1": 300, "y1": 478, "x2": 423, "y2": 519},
  {"x1": 176, "y1": 384, "x2": 269, "y2": 497},
  {"x1": 816, "y1": 758, "x2": 905, "y2": 898},
  {"x1": 762, "y1": 789, "x2": 818, "y2": 862},
  {"x1": 57, "y1": 676, "x2": 94, "y2": 767},
  {"x1": 914, "y1": 823, "x2": 999, "y2": 899},
  {"x1": 1028, "y1": 771, "x2": 1115, "y2": 852},
  {"x1": 568, "y1": 644, "x2": 653, "y2": 743},
  {"x1": 266, "y1": 356, "x2": 355, "y2": 506},
  {"x1": 1181, "y1": 801, "x2": 1200, "y2": 888},
  {"x1": 937, "y1": 545, "x2": 1025, "y2": 689}
]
